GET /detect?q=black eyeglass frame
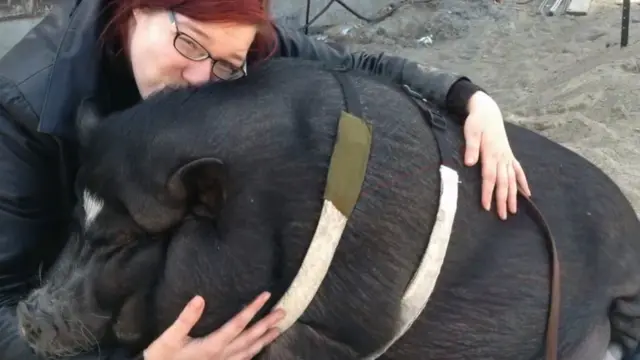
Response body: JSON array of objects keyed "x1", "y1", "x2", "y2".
[{"x1": 168, "y1": 11, "x2": 248, "y2": 81}]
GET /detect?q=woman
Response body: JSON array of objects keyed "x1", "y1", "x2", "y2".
[{"x1": 0, "y1": 0, "x2": 530, "y2": 359}]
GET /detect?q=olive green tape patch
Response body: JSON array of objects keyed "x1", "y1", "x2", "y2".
[{"x1": 324, "y1": 111, "x2": 372, "y2": 217}]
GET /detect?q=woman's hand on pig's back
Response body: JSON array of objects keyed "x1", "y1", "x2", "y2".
[{"x1": 142, "y1": 292, "x2": 285, "y2": 360}]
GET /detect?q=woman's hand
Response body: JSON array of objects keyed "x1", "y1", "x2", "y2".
[
  {"x1": 463, "y1": 91, "x2": 531, "y2": 220},
  {"x1": 143, "y1": 292, "x2": 285, "y2": 360}
]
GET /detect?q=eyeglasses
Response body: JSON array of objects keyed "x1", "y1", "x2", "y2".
[{"x1": 168, "y1": 11, "x2": 247, "y2": 81}]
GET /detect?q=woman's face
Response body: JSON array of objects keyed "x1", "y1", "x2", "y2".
[{"x1": 127, "y1": 9, "x2": 258, "y2": 98}]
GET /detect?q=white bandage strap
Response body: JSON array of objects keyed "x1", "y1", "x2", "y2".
[
  {"x1": 364, "y1": 165, "x2": 459, "y2": 359},
  {"x1": 273, "y1": 199, "x2": 347, "y2": 332},
  {"x1": 272, "y1": 164, "x2": 459, "y2": 354},
  {"x1": 270, "y1": 70, "x2": 459, "y2": 357}
]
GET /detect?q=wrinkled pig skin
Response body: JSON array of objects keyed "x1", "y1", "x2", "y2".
[{"x1": 16, "y1": 58, "x2": 640, "y2": 360}]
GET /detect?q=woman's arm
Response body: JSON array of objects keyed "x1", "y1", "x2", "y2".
[
  {"x1": 271, "y1": 24, "x2": 531, "y2": 220},
  {"x1": 272, "y1": 24, "x2": 484, "y2": 116},
  {"x1": 0, "y1": 102, "x2": 66, "y2": 359}
]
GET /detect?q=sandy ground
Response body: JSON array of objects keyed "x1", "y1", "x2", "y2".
[{"x1": 319, "y1": 0, "x2": 640, "y2": 214}]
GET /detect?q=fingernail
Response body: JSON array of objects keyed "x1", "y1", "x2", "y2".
[
  {"x1": 274, "y1": 309, "x2": 286, "y2": 320},
  {"x1": 271, "y1": 306, "x2": 285, "y2": 315},
  {"x1": 190, "y1": 296, "x2": 204, "y2": 310},
  {"x1": 259, "y1": 292, "x2": 271, "y2": 302}
]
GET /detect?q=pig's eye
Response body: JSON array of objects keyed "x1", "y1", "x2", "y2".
[
  {"x1": 114, "y1": 232, "x2": 135, "y2": 246},
  {"x1": 85, "y1": 233, "x2": 110, "y2": 249},
  {"x1": 87, "y1": 230, "x2": 135, "y2": 251},
  {"x1": 82, "y1": 201, "x2": 142, "y2": 248}
]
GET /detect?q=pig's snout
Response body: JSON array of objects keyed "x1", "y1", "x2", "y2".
[
  {"x1": 16, "y1": 291, "x2": 98, "y2": 358},
  {"x1": 17, "y1": 300, "x2": 53, "y2": 343}
]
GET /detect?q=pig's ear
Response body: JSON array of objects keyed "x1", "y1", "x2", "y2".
[
  {"x1": 166, "y1": 158, "x2": 227, "y2": 217},
  {"x1": 76, "y1": 97, "x2": 103, "y2": 147}
]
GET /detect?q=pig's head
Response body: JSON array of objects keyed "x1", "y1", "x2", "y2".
[
  {"x1": 74, "y1": 97, "x2": 229, "y2": 234},
  {"x1": 16, "y1": 98, "x2": 230, "y2": 357}
]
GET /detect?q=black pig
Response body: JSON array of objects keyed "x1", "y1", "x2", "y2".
[{"x1": 16, "y1": 58, "x2": 640, "y2": 360}]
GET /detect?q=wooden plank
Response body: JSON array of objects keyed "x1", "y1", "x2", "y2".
[{"x1": 566, "y1": 0, "x2": 592, "y2": 15}]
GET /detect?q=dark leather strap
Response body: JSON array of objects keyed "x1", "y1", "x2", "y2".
[
  {"x1": 329, "y1": 68, "x2": 364, "y2": 119},
  {"x1": 329, "y1": 68, "x2": 561, "y2": 359},
  {"x1": 401, "y1": 84, "x2": 455, "y2": 168},
  {"x1": 520, "y1": 192, "x2": 561, "y2": 360},
  {"x1": 402, "y1": 83, "x2": 562, "y2": 360}
]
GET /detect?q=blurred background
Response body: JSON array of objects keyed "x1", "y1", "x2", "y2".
[{"x1": 0, "y1": 0, "x2": 397, "y2": 57}]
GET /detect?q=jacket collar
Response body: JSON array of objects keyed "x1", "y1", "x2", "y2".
[{"x1": 38, "y1": 0, "x2": 106, "y2": 139}]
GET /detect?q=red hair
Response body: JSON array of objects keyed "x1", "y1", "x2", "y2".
[{"x1": 102, "y1": 0, "x2": 277, "y2": 62}]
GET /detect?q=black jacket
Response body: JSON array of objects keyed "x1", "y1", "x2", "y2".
[{"x1": 0, "y1": 1, "x2": 481, "y2": 359}]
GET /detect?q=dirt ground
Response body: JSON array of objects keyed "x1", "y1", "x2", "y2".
[{"x1": 320, "y1": 0, "x2": 640, "y2": 214}]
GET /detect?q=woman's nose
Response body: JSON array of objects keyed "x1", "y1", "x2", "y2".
[{"x1": 182, "y1": 59, "x2": 213, "y2": 86}]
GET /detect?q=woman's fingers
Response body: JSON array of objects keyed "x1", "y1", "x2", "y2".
[
  {"x1": 480, "y1": 148, "x2": 531, "y2": 220},
  {"x1": 463, "y1": 118, "x2": 482, "y2": 166},
  {"x1": 481, "y1": 152, "x2": 498, "y2": 212},
  {"x1": 495, "y1": 159, "x2": 509, "y2": 220},
  {"x1": 223, "y1": 308, "x2": 285, "y2": 356},
  {"x1": 200, "y1": 292, "x2": 273, "y2": 350},
  {"x1": 507, "y1": 163, "x2": 518, "y2": 215},
  {"x1": 168, "y1": 292, "x2": 280, "y2": 360},
  {"x1": 227, "y1": 328, "x2": 281, "y2": 360},
  {"x1": 159, "y1": 295, "x2": 205, "y2": 341},
  {"x1": 462, "y1": 96, "x2": 533, "y2": 219},
  {"x1": 146, "y1": 295, "x2": 205, "y2": 357},
  {"x1": 514, "y1": 160, "x2": 531, "y2": 197}
]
